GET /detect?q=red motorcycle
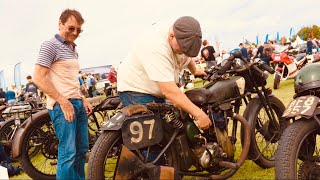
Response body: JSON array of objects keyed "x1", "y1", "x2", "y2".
[{"x1": 271, "y1": 46, "x2": 307, "y2": 89}]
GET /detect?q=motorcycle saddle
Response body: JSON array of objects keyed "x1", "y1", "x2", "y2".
[
  {"x1": 185, "y1": 88, "x2": 211, "y2": 106},
  {"x1": 96, "y1": 97, "x2": 121, "y2": 111}
]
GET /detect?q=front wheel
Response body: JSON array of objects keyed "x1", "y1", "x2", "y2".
[
  {"x1": 241, "y1": 96, "x2": 289, "y2": 168},
  {"x1": 275, "y1": 119, "x2": 320, "y2": 179},
  {"x1": 18, "y1": 116, "x2": 57, "y2": 180},
  {"x1": 87, "y1": 131, "x2": 178, "y2": 179},
  {"x1": 273, "y1": 73, "x2": 281, "y2": 89}
]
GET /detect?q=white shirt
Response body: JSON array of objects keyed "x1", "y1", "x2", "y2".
[{"x1": 117, "y1": 21, "x2": 188, "y2": 98}]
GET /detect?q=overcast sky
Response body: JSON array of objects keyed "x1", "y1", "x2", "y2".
[{"x1": 0, "y1": 0, "x2": 319, "y2": 85}]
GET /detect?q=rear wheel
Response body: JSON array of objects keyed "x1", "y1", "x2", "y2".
[
  {"x1": 275, "y1": 119, "x2": 320, "y2": 179},
  {"x1": 87, "y1": 131, "x2": 178, "y2": 179},
  {"x1": 0, "y1": 119, "x2": 17, "y2": 162}
]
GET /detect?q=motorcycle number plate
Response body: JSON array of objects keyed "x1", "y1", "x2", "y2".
[
  {"x1": 282, "y1": 95, "x2": 319, "y2": 118},
  {"x1": 121, "y1": 114, "x2": 163, "y2": 150},
  {"x1": 274, "y1": 56, "x2": 280, "y2": 60}
]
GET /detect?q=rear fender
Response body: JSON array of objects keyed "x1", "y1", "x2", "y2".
[
  {"x1": 12, "y1": 109, "x2": 50, "y2": 158},
  {"x1": 100, "y1": 111, "x2": 126, "y2": 131}
]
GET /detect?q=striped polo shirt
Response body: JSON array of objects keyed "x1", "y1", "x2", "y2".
[{"x1": 36, "y1": 34, "x2": 81, "y2": 110}]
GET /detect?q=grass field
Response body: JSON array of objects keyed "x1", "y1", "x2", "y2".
[{"x1": 11, "y1": 75, "x2": 296, "y2": 179}]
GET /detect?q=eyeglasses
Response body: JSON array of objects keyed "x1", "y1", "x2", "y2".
[{"x1": 67, "y1": 26, "x2": 83, "y2": 34}]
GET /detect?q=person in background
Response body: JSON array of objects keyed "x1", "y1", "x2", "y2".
[
  {"x1": 307, "y1": 38, "x2": 313, "y2": 55},
  {"x1": 0, "y1": 88, "x2": 5, "y2": 105},
  {"x1": 33, "y1": 9, "x2": 92, "y2": 180},
  {"x1": 239, "y1": 43, "x2": 248, "y2": 61},
  {"x1": 25, "y1": 75, "x2": 40, "y2": 103},
  {"x1": 5, "y1": 86, "x2": 16, "y2": 105},
  {"x1": 78, "y1": 71, "x2": 87, "y2": 97},
  {"x1": 201, "y1": 40, "x2": 218, "y2": 69},
  {"x1": 118, "y1": 16, "x2": 211, "y2": 130},
  {"x1": 107, "y1": 66, "x2": 117, "y2": 96},
  {"x1": 0, "y1": 142, "x2": 22, "y2": 177},
  {"x1": 259, "y1": 43, "x2": 274, "y2": 66},
  {"x1": 0, "y1": 88, "x2": 5, "y2": 99},
  {"x1": 252, "y1": 43, "x2": 266, "y2": 59},
  {"x1": 86, "y1": 73, "x2": 96, "y2": 98}
]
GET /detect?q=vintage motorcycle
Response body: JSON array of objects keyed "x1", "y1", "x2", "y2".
[
  {"x1": 275, "y1": 63, "x2": 320, "y2": 179},
  {"x1": 87, "y1": 51, "x2": 288, "y2": 179},
  {"x1": 11, "y1": 95, "x2": 121, "y2": 179},
  {"x1": 272, "y1": 46, "x2": 308, "y2": 89}
]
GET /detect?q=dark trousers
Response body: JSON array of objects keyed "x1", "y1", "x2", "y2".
[{"x1": 88, "y1": 86, "x2": 94, "y2": 98}]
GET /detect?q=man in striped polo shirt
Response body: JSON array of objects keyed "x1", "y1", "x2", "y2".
[{"x1": 33, "y1": 9, "x2": 92, "y2": 180}]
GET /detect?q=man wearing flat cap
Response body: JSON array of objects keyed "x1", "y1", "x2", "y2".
[{"x1": 118, "y1": 16, "x2": 211, "y2": 130}]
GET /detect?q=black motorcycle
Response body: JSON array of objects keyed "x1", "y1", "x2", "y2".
[
  {"x1": 11, "y1": 96, "x2": 121, "y2": 179},
  {"x1": 87, "y1": 51, "x2": 288, "y2": 179},
  {"x1": 275, "y1": 63, "x2": 320, "y2": 179}
]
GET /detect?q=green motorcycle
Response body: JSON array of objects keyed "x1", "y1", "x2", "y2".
[
  {"x1": 87, "y1": 51, "x2": 288, "y2": 179},
  {"x1": 275, "y1": 63, "x2": 320, "y2": 179}
]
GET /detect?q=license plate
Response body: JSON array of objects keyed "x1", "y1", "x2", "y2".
[
  {"x1": 282, "y1": 95, "x2": 319, "y2": 118},
  {"x1": 121, "y1": 114, "x2": 163, "y2": 150}
]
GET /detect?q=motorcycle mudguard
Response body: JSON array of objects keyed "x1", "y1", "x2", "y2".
[
  {"x1": 100, "y1": 111, "x2": 126, "y2": 131},
  {"x1": 115, "y1": 145, "x2": 176, "y2": 180},
  {"x1": 11, "y1": 109, "x2": 49, "y2": 158},
  {"x1": 100, "y1": 104, "x2": 150, "y2": 131}
]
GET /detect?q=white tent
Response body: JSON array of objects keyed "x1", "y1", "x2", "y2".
[{"x1": 291, "y1": 36, "x2": 306, "y2": 48}]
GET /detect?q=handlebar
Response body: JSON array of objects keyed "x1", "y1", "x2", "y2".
[{"x1": 204, "y1": 50, "x2": 273, "y2": 82}]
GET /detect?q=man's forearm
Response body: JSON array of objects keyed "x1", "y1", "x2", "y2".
[
  {"x1": 159, "y1": 82, "x2": 205, "y2": 119},
  {"x1": 187, "y1": 59, "x2": 197, "y2": 74},
  {"x1": 34, "y1": 76, "x2": 62, "y2": 101}
]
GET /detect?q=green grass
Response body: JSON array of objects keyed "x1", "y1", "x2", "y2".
[{"x1": 11, "y1": 75, "x2": 295, "y2": 179}]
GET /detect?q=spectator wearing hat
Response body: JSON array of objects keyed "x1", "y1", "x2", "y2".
[
  {"x1": 118, "y1": 16, "x2": 211, "y2": 130},
  {"x1": 200, "y1": 40, "x2": 218, "y2": 69}
]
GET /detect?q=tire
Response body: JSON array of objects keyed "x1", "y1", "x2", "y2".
[
  {"x1": 0, "y1": 119, "x2": 17, "y2": 162},
  {"x1": 275, "y1": 119, "x2": 319, "y2": 179},
  {"x1": 87, "y1": 131, "x2": 179, "y2": 179},
  {"x1": 18, "y1": 116, "x2": 57, "y2": 180},
  {"x1": 274, "y1": 73, "x2": 281, "y2": 89},
  {"x1": 241, "y1": 96, "x2": 289, "y2": 168}
]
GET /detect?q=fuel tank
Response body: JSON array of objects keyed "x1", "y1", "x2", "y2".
[
  {"x1": 185, "y1": 76, "x2": 245, "y2": 105},
  {"x1": 207, "y1": 76, "x2": 245, "y2": 103}
]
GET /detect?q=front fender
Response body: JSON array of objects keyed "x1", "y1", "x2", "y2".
[{"x1": 12, "y1": 109, "x2": 50, "y2": 158}]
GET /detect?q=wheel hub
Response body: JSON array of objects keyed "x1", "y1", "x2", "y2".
[{"x1": 298, "y1": 160, "x2": 320, "y2": 179}]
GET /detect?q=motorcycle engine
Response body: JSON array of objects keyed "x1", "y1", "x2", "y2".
[{"x1": 192, "y1": 142, "x2": 227, "y2": 169}]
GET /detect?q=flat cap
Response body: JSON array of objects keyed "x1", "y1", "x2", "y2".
[{"x1": 173, "y1": 16, "x2": 202, "y2": 57}]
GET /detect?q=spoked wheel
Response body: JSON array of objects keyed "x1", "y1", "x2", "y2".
[
  {"x1": 88, "y1": 111, "x2": 105, "y2": 133},
  {"x1": 87, "y1": 131, "x2": 178, "y2": 179},
  {"x1": 0, "y1": 118, "x2": 33, "y2": 162},
  {"x1": 18, "y1": 116, "x2": 57, "y2": 180},
  {"x1": 275, "y1": 119, "x2": 320, "y2": 179},
  {"x1": 0, "y1": 119, "x2": 18, "y2": 162},
  {"x1": 241, "y1": 96, "x2": 289, "y2": 168}
]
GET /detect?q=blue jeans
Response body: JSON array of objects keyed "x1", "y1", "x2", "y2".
[
  {"x1": 48, "y1": 99, "x2": 88, "y2": 180},
  {"x1": 119, "y1": 91, "x2": 165, "y2": 106}
]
